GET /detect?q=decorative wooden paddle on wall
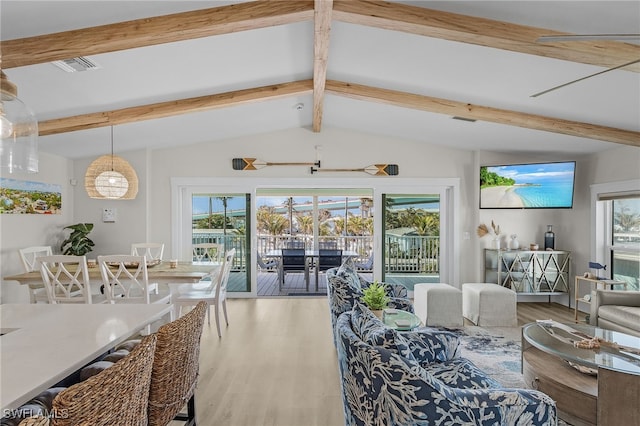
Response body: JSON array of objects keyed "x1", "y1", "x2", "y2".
[
  {"x1": 232, "y1": 158, "x2": 320, "y2": 170},
  {"x1": 310, "y1": 164, "x2": 399, "y2": 176}
]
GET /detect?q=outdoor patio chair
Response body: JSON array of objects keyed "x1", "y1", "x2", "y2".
[
  {"x1": 284, "y1": 241, "x2": 306, "y2": 249},
  {"x1": 257, "y1": 253, "x2": 278, "y2": 271},
  {"x1": 354, "y1": 253, "x2": 374, "y2": 271},
  {"x1": 318, "y1": 241, "x2": 338, "y2": 249},
  {"x1": 279, "y1": 249, "x2": 310, "y2": 292},
  {"x1": 314, "y1": 249, "x2": 343, "y2": 291}
]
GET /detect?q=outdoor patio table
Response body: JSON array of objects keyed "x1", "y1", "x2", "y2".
[{"x1": 263, "y1": 250, "x2": 358, "y2": 291}]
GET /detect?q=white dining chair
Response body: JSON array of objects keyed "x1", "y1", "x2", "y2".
[
  {"x1": 97, "y1": 255, "x2": 173, "y2": 331},
  {"x1": 130, "y1": 242, "x2": 164, "y2": 261},
  {"x1": 19, "y1": 246, "x2": 53, "y2": 303},
  {"x1": 173, "y1": 248, "x2": 235, "y2": 337},
  {"x1": 131, "y1": 242, "x2": 165, "y2": 293},
  {"x1": 37, "y1": 255, "x2": 107, "y2": 304},
  {"x1": 192, "y1": 243, "x2": 224, "y2": 263}
]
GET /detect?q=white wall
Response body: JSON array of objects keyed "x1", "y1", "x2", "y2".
[
  {"x1": 477, "y1": 146, "x2": 639, "y2": 305},
  {"x1": 0, "y1": 152, "x2": 74, "y2": 302},
  {"x1": 2, "y1": 129, "x2": 638, "y2": 304},
  {"x1": 148, "y1": 126, "x2": 477, "y2": 280},
  {"x1": 72, "y1": 149, "x2": 150, "y2": 257}
]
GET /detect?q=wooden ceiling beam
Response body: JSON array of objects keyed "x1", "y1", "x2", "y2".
[
  {"x1": 325, "y1": 80, "x2": 640, "y2": 147},
  {"x1": 312, "y1": 0, "x2": 333, "y2": 133},
  {"x1": 38, "y1": 78, "x2": 639, "y2": 146},
  {"x1": 38, "y1": 80, "x2": 313, "y2": 136},
  {"x1": 0, "y1": 1, "x2": 314, "y2": 69},
  {"x1": 4, "y1": 0, "x2": 638, "y2": 71},
  {"x1": 333, "y1": 0, "x2": 640, "y2": 71},
  {"x1": 5, "y1": 1, "x2": 638, "y2": 147}
]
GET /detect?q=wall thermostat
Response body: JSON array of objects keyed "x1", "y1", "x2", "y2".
[{"x1": 102, "y1": 208, "x2": 117, "y2": 223}]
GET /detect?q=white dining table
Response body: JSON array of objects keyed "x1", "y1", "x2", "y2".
[{"x1": 0, "y1": 303, "x2": 173, "y2": 411}]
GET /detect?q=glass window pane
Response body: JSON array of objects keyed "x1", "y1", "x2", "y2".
[
  {"x1": 382, "y1": 194, "x2": 440, "y2": 291},
  {"x1": 255, "y1": 190, "x2": 373, "y2": 296},
  {"x1": 192, "y1": 194, "x2": 250, "y2": 292},
  {"x1": 611, "y1": 197, "x2": 640, "y2": 290}
]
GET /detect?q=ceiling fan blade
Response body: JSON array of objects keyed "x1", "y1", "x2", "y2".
[
  {"x1": 531, "y1": 58, "x2": 640, "y2": 98},
  {"x1": 537, "y1": 34, "x2": 640, "y2": 42}
]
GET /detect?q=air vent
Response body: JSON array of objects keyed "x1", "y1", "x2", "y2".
[
  {"x1": 51, "y1": 57, "x2": 102, "y2": 73},
  {"x1": 452, "y1": 116, "x2": 477, "y2": 123}
]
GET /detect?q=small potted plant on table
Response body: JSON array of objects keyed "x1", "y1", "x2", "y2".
[{"x1": 361, "y1": 281, "x2": 390, "y2": 319}]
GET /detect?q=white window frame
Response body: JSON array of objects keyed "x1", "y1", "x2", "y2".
[
  {"x1": 591, "y1": 179, "x2": 640, "y2": 279},
  {"x1": 172, "y1": 177, "x2": 460, "y2": 297}
]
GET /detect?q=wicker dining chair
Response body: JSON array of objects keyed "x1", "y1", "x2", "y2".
[
  {"x1": 148, "y1": 301, "x2": 207, "y2": 426},
  {"x1": 50, "y1": 334, "x2": 157, "y2": 426}
]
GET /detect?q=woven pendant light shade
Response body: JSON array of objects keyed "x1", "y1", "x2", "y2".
[{"x1": 85, "y1": 154, "x2": 138, "y2": 199}]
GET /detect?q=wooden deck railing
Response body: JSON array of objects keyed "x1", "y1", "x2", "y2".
[{"x1": 193, "y1": 231, "x2": 439, "y2": 275}]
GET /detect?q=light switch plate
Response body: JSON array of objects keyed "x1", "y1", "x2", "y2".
[{"x1": 102, "y1": 208, "x2": 116, "y2": 222}]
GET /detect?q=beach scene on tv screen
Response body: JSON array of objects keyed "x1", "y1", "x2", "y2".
[{"x1": 480, "y1": 162, "x2": 575, "y2": 208}]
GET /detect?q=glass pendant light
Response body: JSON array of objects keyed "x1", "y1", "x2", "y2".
[{"x1": 0, "y1": 71, "x2": 39, "y2": 173}]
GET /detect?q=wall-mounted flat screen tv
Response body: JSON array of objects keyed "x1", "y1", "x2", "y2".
[{"x1": 480, "y1": 161, "x2": 576, "y2": 209}]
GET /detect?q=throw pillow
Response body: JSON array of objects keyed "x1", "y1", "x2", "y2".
[
  {"x1": 351, "y1": 302, "x2": 416, "y2": 362},
  {"x1": 336, "y1": 257, "x2": 361, "y2": 290}
]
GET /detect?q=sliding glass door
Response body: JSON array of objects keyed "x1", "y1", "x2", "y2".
[
  {"x1": 191, "y1": 193, "x2": 251, "y2": 292},
  {"x1": 382, "y1": 194, "x2": 441, "y2": 291},
  {"x1": 255, "y1": 189, "x2": 373, "y2": 296},
  {"x1": 172, "y1": 176, "x2": 458, "y2": 297}
]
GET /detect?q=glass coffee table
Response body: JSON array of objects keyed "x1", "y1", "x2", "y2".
[
  {"x1": 382, "y1": 309, "x2": 421, "y2": 331},
  {"x1": 522, "y1": 321, "x2": 640, "y2": 426}
]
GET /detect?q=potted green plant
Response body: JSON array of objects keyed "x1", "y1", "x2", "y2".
[
  {"x1": 61, "y1": 223, "x2": 95, "y2": 256},
  {"x1": 361, "y1": 280, "x2": 390, "y2": 319}
]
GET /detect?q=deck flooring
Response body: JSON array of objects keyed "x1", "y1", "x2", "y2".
[
  {"x1": 229, "y1": 270, "x2": 422, "y2": 296},
  {"x1": 254, "y1": 271, "x2": 372, "y2": 296}
]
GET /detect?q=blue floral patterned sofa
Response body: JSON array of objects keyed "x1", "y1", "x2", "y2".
[
  {"x1": 335, "y1": 303, "x2": 557, "y2": 426},
  {"x1": 327, "y1": 258, "x2": 412, "y2": 345}
]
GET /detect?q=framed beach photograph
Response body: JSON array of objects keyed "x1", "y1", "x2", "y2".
[
  {"x1": 0, "y1": 178, "x2": 62, "y2": 214},
  {"x1": 480, "y1": 161, "x2": 576, "y2": 209}
]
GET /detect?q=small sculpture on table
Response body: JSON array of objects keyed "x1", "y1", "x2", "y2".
[{"x1": 587, "y1": 261, "x2": 607, "y2": 280}]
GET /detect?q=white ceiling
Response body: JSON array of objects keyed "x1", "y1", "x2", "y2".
[{"x1": 1, "y1": 0, "x2": 639, "y2": 160}]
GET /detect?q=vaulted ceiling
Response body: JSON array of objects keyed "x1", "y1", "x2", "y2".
[{"x1": 1, "y1": 0, "x2": 639, "y2": 159}]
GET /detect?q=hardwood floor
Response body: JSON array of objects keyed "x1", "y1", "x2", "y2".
[
  {"x1": 516, "y1": 300, "x2": 576, "y2": 326},
  {"x1": 175, "y1": 299, "x2": 575, "y2": 426}
]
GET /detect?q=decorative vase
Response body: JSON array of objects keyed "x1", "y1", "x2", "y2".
[
  {"x1": 544, "y1": 225, "x2": 555, "y2": 250},
  {"x1": 372, "y1": 309, "x2": 384, "y2": 320},
  {"x1": 509, "y1": 234, "x2": 520, "y2": 250},
  {"x1": 492, "y1": 237, "x2": 501, "y2": 249}
]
